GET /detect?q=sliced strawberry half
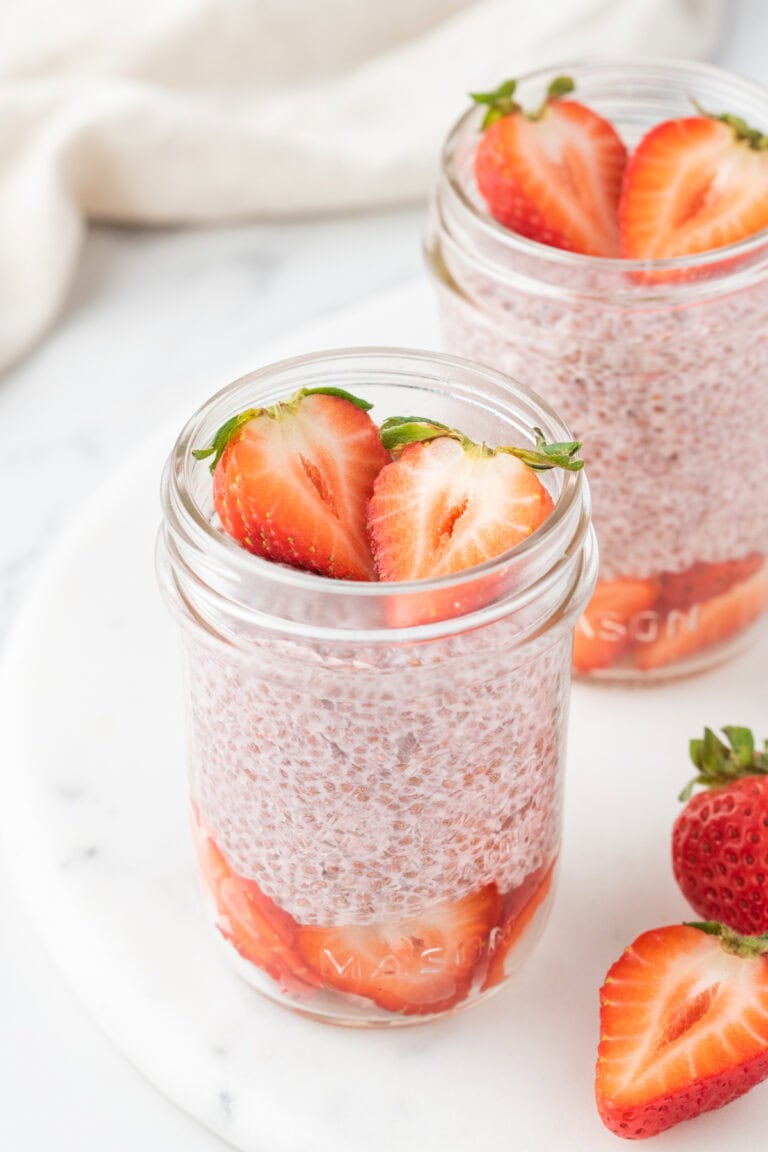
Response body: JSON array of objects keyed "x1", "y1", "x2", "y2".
[
  {"x1": 481, "y1": 859, "x2": 555, "y2": 991},
  {"x1": 620, "y1": 110, "x2": 768, "y2": 259},
  {"x1": 572, "y1": 577, "x2": 659, "y2": 673},
  {"x1": 596, "y1": 922, "x2": 768, "y2": 1138},
  {"x1": 634, "y1": 564, "x2": 768, "y2": 671},
  {"x1": 216, "y1": 876, "x2": 322, "y2": 997},
  {"x1": 295, "y1": 885, "x2": 501, "y2": 1015},
  {"x1": 367, "y1": 417, "x2": 581, "y2": 584},
  {"x1": 193, "y1": 814, "x2": 320, "y2": 998},
  {"x1": 472, "y1": 76, "x2": 627, "y2": 256},
  {"x1": 194, "y1": 386, "x2": 390, "y2": 580}
]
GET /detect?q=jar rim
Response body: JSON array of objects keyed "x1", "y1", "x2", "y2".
[
  {"x1": 441, "y1": 55, "x2": 768, "y2": 276},
  {"x1": 160, "y1": 346, "x2": 595, "y2": 643}
]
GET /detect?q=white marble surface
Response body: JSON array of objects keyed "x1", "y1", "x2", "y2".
[
  {"x1": 2, "y1": 294, "x2": 767, "y2": 1151},
  {"x1": 1, "y1": 7, "x2": 768, "y2": 1148}
]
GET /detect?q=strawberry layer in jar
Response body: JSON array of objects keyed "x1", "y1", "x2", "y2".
[
  {"x1": 157, "y1": 348, "x2": 595, "y2": 1026},
  {"x1": 426, "y1": 59, "x2": 768, "y2": 681}
]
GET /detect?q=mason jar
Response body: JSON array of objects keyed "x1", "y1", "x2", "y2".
[
  {"x1": 156, "y1": 347, "x2": 596, "y2": 1026},
  {"x1": 426, "y1": 58, "x2": 768, "y2": 682}
]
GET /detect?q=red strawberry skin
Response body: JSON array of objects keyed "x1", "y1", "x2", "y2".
[
  {"x1": 596, "y1": 925, "x2": 768, "y2": 1139},
  {"x1": 294, "y1": 885, "x2": 500, "y2": 1015},
  {"x1": 474, "y1": 99, "x2": 627, "y2": 256},
  {"x1": 367, "y1": 437, "x2": 554, "y2": 582},
  {"x1": 213, "y1": 392, "x2": 389, "y2": 580},
  {"x1": 672, "y1": 777, "x2": 768, "y2": 934},
  {"x1": 620, "y1": 116, "x2": 768, "y2": 260}
]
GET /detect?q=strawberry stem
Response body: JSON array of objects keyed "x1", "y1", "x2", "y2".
[
  {"x1": 686, "y1": 921, "x2": 768, "y2": 957},
  {"x1": 531, "y1": 76, "x2": 575, "y2": 121},
  {"x1": 470, "y1": 75, "x2": 575, "y2": 130},
  {"x1": 679, "y1": 726, "x2": 768, "y2": 801},
  {"x1": 498, "y1": 426, "x2": 584, "y2": 472},
  {"x1": 470, "y1": 79, "x2": 520, "y2": 130},
  {"x1": 379, "y1": 416, "x2": 583, "y2": 471},
  {"x1": 193, "y1": 386, "x2": 373, "y2": 472},
  {"x1": 691, "y1": 98, "x2": 768, "y2": 150}
]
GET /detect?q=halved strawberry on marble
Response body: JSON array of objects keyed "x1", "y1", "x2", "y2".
[
  {"x1": 295, "y1": 885, "x2": 501, "y2": 1015},
  {"x1": 366, "y1": 417, "x2": 582, "y2": 625},
  {"x1": 472, "y1": 76, "x2": 627, "y2": 256},
  {"x1": 596, "y1": 921, "x2": 768, "y2": 1138},
  {"x1": 193, "y1": 386, "x2": 390, "y2": 580}
]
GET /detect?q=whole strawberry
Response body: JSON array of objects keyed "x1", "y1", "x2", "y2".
[{"x1": 672, "y1": 726, "x2": 768, "y2": 934}]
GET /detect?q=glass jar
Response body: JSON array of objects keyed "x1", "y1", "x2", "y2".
[
  {"x1": 157, "y1": 347, "x2": 596, "y2": 1026},
  {"x1": 426, "y1": 59, "x2": 768, "y2": 682}
]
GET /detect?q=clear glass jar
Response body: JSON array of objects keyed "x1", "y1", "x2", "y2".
[
  {"x1": 426, "y1": 59, "x2": 768, "y2": 682},
  {"x1": 157, "y1": 348, "x2": 596, "y2": 1026}
]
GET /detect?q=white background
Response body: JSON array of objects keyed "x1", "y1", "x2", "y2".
[{"x1": 1, "y1": 5, "x2": 768, "y2": 1149}]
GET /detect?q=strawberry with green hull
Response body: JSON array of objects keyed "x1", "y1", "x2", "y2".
[
  {"x1": 472, "y1": 76, "x2": 627, "y2": 256},
  {"x1": 620, "y1": 106, "x2": 768, "y2": 259},
  {"x1": 596, "y1": 922, "x2": 768, "y2": 1139},
  {"x1": 366, "y1": 418, "x2": 581, "y2": 626},
  {"x1": 368, "y1": 416, "x2": 581, "y2": 573},
  {"x1": 194, "y1": 386, "x2": 390, "y2": 580},
  {"x1": 672, "y1": 726, "x2": 768, "y2": 935}
]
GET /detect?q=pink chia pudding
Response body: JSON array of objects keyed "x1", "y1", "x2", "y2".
[
  {"x1": 427, "y1": 59, "x2": 768, "y2": 679},
  {"x1": 158, "y1": 349, "x2": 596, "y2": 1025},
  {"x1": 188, "y1": 627, "x2": 568, "y2": 925}
]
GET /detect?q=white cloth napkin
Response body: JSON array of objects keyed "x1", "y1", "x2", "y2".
[{"x1": 0, "y1": 0, "x2": 721, "y2": 374}]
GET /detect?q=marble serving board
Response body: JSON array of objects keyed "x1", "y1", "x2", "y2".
[{"x1": 1, "y1": 279, "x2": 767, "y2": 1152}]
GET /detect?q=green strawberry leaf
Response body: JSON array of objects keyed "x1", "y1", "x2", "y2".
[
  {"x1": 379, "y1": 417, "x2": 457, "y2": 453},
  {"x1": 193, "y1": 386, "x2": 373, "y2": 472},
  {"x1": 680, "y1": 725, "x2": 768, "y2": 800},
  {"x1": 470, "y1": 75, "x2": 576, "y2": 129},
  {"x1": 546, "y1": 75, "x2": 576, "y2": 101},
  {"x1": 687, "y1": 921, "x2": 768, "y2": 957},
  {"x1": 193, "y1": 409, "x2": 260, "y2": 473},
  {"x1": 470, "y1": 77, "x2": 520, "y2": 130},
  {"x1": 301, "y1": 386, "x2": 373, "y2": 412},
  {"x1": 379, "y1": 416, "x2": 583, "y2": 471},
  {"x1": 691, "y1": 98, "x2": 768, "y2": 150}
]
